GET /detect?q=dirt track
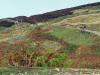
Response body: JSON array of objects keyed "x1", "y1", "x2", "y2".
[
  {"x1": 67, "y1": 26, "x2": 100, "y2": 36},
  {"x1": 54, "y1": 68, "x2": 100, "y2": 75},
  {"x1": 85, "y1": 29, "x2": 100, "y2": 36}
]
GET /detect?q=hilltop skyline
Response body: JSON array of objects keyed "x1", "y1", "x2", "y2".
[{"x1": 0, "y1": 0, "x2": 100, "y2": 19}]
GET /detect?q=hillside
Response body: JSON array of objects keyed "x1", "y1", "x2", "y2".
[
  {"x1": 0, "y1": 2, "x2": 100, "y2": 27},
  {"x1": 0, "y1": 2, "x2": 100, "y2": 75}
]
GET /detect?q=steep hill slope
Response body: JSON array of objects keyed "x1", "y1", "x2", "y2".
[{"x1": 0, "y1": 2, "x2": 100, "y2": 69}]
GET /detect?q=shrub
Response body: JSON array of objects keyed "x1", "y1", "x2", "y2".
[
  {"x1": 64, "y1": 59, "x2": 72, "y2": 67},
  {"x1": 48, "y1": 53, "x2": 67, "y2": 67}
]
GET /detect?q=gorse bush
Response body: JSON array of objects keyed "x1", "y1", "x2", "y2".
[
  {"x1": 64, "y1": 59, "x2": 72, "y2": 67},
  {"x1": 48, "y1": 53, "x2": 68, "y2": 67}
]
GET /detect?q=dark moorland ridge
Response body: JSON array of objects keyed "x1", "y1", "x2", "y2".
[{"x1": 0, "y1": 2, "x2": 100, "y2": 27}]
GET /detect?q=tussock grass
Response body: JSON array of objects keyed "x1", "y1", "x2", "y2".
[{"x1": 49, "y1": 27, "x2": 99, "y2": 45}]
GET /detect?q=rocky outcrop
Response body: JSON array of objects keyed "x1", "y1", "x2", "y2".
[{"x1": 0, "y1": 19, "x2": 16, "y2": 27}]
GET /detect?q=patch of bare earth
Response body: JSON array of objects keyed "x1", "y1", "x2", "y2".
[{"x1": 54, "y1": 68, "x2": 100, "y2": 75}]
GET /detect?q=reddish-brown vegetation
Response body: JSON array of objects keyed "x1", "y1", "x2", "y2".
[{"x1": 27, "y1": 27, "x2": 69, "y2": 49}]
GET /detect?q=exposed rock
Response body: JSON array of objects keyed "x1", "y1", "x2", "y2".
[{"x1": 0, "y1": 18, "x2": 16, "y2": 27}]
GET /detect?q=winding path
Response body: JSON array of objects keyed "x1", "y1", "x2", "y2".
[
  {"x1": 67, "y1": 26, "x2": 100, "y2": 36},
  {"x1": 85, "y1": 29, "x2": 100, "y2": 36}
]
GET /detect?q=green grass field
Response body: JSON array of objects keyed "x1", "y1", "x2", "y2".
[{"x1": 48, "y1": 27, "x2": 99, "y2": 45}]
